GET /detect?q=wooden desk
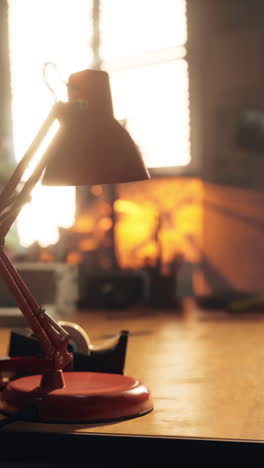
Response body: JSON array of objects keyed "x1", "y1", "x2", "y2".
[{"x1": 1, "y1": 300, "x2": 264, "y2": 463}]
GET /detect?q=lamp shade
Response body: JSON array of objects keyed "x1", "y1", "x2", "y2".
[{"x1": 42, "y1": 70, "x2": 150, "y2": 186}]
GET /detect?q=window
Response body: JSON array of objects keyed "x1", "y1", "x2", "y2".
[
  {"x1": 100, "y1": 0, "x2": 190, "y2": 170},
  {"x1": 8, "y1": 0, "x2": 190, "y2": 248},
  {"x1": 8, "y1": 0, "x2": 93, "y2": 247}
]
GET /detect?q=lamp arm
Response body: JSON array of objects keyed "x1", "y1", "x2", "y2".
[
  {"x1": 0, "y1": 248, "x2": 71, "y2": 363},
  {"x1": 0, "y1": 248, "x2": 53, "y2": 356},
  {"x1": 0, "y1": 102, "x2": 73, "y2": 388},
  {"x1": 0, "y1": 104, "x2": 61, "y2": 239},
  {"x1": 0, "y1": 105, "x2": 57, "y2": 215}
]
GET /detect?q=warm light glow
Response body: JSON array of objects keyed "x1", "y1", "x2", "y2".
[
  {"x1": 98, "y1": 217, "x2": 113, "y2": 231},
  {"x1": 79, "y1": 238, "x2": 97, "y2": 252},
  {"x1": 114, "y1": 199, "x2": 143, "y2": 216},
  {"x1": 8, "y1": 0, "x2": 93, "y2": 247},
  {"x1": 74, "y1": 216, "x2": 96, "y2": 233},
  {"x1": 90, "y1": 185, "x2": 103, "y2": 197},
  {"x1": 8, "y1": 0, "x2": 191, "y2": 251},
  {"x1": 116, "y1": 179, "x2": 202, "y2": 271},
  {"x1": 67, "y1": 178, "x2": 201, "y2": 272}
]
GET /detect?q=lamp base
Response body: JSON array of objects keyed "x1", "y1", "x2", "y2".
[{"x1": 0, "y1": 372, "x2": 153, "y2": 423}]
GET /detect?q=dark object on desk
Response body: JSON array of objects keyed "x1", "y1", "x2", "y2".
[
  {"x1": 196, "y1": 291, "x2": 264, "y2": 313},
  {"x1": 78, "y1": 271, "x2": 146, "y2": 308},
  {"x1": 227, "y1": 293, "x2": 264, "y2": 313},
  {"x1": 149, "y1": 273, "x2": 177, "y2": 308},
  {"x1": 8, "y1": 326, "x2": 129, "y2": 376},
  {"x1": 196, "y1": 291, "x2": 254, "y2": 310}
]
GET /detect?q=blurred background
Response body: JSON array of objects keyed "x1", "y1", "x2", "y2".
[{"x1": 1, "y1": 0, "x2": 264, "y2": 314}]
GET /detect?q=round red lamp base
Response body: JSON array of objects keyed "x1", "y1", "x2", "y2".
[{"x1": 0, "y1": 372, "x2": 153, "y2": 423}]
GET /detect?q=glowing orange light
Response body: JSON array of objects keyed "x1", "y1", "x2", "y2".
[
  {"x1": 115, "y1": 178, "x2": 202, "y2": 269},
  {"x1": 101, "y1": 202, "x2": 112, "y2": 216},
  {"x1": 114, "y1": 199, "x2": 141, "y2": 215},
  {"x1": 79, "y1": 238, "x2": 97, "y2": 252},
  {"x1": 98, "y1": 217, "x2": 113, "y2": 231},
  {"x1": 67, "y1": 251, "x2": 82, "y2": 265},
  {"x1": 39, "y1": 251, "x2": 54, "y2": 263},
  {"x1": 74, "y1": 216, "x2": 95, "y2": 233},
  {"x1": 91, "y1": 185, "x2": 103, "y2": 196}
]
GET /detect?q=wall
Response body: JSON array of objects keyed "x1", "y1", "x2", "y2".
[
  {"x1": 188, "y1": 0, "x2": 264, "y2": 296},
  {"x1": 196, "y1": 182, "x2": 264, "y2": 295}
]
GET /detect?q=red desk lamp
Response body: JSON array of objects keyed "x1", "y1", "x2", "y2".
[{"x1": 0, "y1": 69, "x2": 153, "y2": 423}]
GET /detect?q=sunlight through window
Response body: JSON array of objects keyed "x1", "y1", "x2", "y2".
[
  {"x1": 8, "y1": 0, "x2": 93, "y2": 247},
  {"x1": 100, "y1": 0, "x2": 190, "y2": 168},
  {"x1": 8, "y1": 0, "x2": 189, "y2": 248}
]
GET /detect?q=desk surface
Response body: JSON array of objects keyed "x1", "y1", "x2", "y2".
[{"x1": 1, "y1": 300, "x2": 264, "y2": 460}]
